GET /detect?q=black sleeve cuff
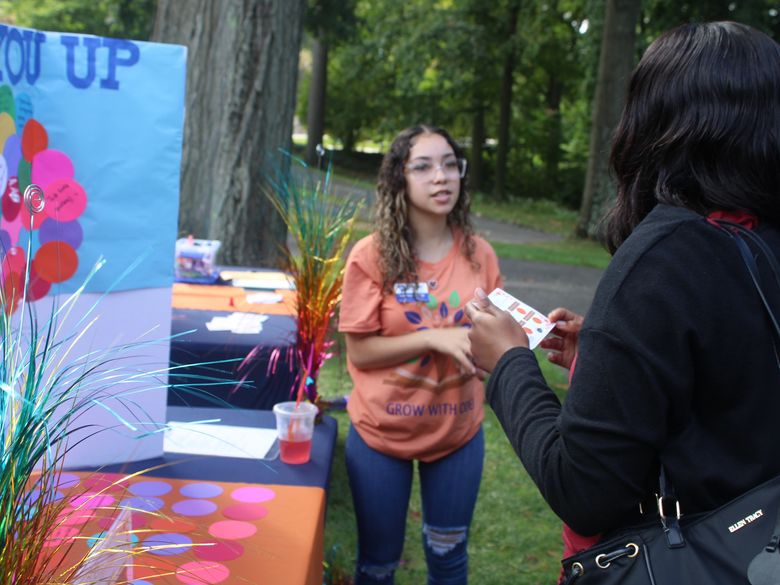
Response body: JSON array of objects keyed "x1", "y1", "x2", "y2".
[{"x1": 486, "y1": 346, "x2": 538, "y2": 405}]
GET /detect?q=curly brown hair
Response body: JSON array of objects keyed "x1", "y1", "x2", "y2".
[{"x1": 374, "y1": 125, "x2": 477, "y2": 293}]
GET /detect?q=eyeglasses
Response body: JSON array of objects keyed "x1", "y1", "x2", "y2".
[{"x1": 405, "y1": 158, "x2": 467, "y2": 179}]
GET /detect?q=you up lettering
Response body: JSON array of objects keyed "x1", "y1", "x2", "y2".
[{"x1": 0, "y1": 25, "x2": 139, "y2": 90}]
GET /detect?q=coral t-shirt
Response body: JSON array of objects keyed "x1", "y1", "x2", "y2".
[{"x1": 339, "y1": 232, "x2": 502, "y2": 462}]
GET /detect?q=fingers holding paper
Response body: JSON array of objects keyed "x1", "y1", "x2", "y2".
[
  {"x1": 540, "y1": 307, "x2": 584, "y2": 371},
  {"x1": 465, "y1": 288, "x2": 530, "y2": 374}
]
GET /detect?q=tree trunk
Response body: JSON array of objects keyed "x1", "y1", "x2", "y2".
[
  {"x1": 544, "y1": 75, "x2": 563, "y2": 200},
  {"x1": 305, "y1": 35, "x2": 328, "y2": 166},
  {"x1": 152, "y1": 0, "x2": 305, "y2": 267},
  {"x1": 493, "y1": 3, "x2": 520, "y2": 200},
  {"x1": 470, "y1": 106, "x2": 485, "y2": 193},
  {"x1": 576, "y1": 0, "x2": 641, "y2": 239}
]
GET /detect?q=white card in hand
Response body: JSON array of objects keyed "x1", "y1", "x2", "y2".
[{"x1": 487, "y1": 288, "x2": 555, "y2": 349}]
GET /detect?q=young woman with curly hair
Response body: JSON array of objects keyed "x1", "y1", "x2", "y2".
[{"x1": 338, "y1": 125, "x2": 502, "y2": 584}]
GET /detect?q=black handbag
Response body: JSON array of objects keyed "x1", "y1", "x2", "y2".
[
  {"x1": 560, "y1": 473, "x2": 780, "y2": 584},
  {"x1": 561, "y1": 221, "x2": 780, "y2": 585}
]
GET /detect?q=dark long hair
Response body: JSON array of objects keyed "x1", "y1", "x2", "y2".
[
  {"x1": 605, "y1": 21, "x2": 780, "y2": 254},
  {"x1": 374, "y1": 125, "x2": 476, "y2": 292}
]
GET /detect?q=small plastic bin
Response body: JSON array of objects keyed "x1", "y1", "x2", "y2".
[{"x1": 174, "y1": 238, "x2": 221, "y2": 284}]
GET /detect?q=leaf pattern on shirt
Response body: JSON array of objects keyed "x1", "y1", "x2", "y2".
[
  {"x1": 401, "y1": 290, "x2": 471, "y2": 370},
  {"x1": 405, "y1": 311, "x2": 422, "y2": 324}
]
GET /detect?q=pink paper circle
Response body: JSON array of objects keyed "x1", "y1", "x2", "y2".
[
  {"x1": 56, "y1": 508, "x2": 93, "y2": 527},
  {"x1": 207, "y1": 520, "x2": 257, "y2": 540},
  {"x1": 172, "y1": 499, "x2": 218, "y2": 517},
  {"x1": 176, "y1": 561, "x2": 230, "y2": 585},
  {"x1": 130, "y1": 480, "x2": 173, "y2": 497},
  {"x1": 194, "y1": 540, "x2": 244, "y2": 562},
  {"x1": 180, "y1": 483, "x2": 224, "y2": 499},
  {"x1": 230, "y1": 486, "x2": 275, "y2": 503},
  {"x1": 2, "y1": 217, "x2": 21, "y2": 246},
  {"x1": 70, "y1": 493, "x2": 115, "y2": 509},
  {"x1": 30, "y1": 149, "x2": 73, "y2": 189},
  {"x1": 43, "y1": 526, "x2": 78, "y2": 548},
  {"x1": 43, "y1": 178, "x2": 87, "y2": 222},
  {"x1": 221, "y1": 503, "x2": 268, "y2": 521}
]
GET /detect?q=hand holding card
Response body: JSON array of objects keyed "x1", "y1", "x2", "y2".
[{"x1": 487, "y1": 288, "x2": 555, "y2": 349}]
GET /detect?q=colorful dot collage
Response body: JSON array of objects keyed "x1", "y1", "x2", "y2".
[
  {"x1": 0, "y1": 84, "x2": 87, "y2": 312},
  {"x1": 51, "y1": 473, "x2": 279, "y2": 584}
]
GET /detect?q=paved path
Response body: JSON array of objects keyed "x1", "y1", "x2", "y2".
[{"x1": 318, "y1": 174, "x2": 604, "y2": 317}]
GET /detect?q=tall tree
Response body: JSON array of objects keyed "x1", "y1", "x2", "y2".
[
  {"x1": 576, "y1": 0, "x2": 641, "y2": 238},
  {"x1": 303, "y1": 0, "x2": 356, "y2": 164},
  {"x1": 305, "y1": 36, "x2": 328, "y2": 165},
  {"x1": 153, "y1": 0, "x2": 306, "y2": 267},
  {"x1": 493, "y1": 1, "x2": 521, "y2": 200}
]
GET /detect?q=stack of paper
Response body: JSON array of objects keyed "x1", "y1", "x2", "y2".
[{"x1": 205, "y1": 312, "x2": 268, "y2": 334}]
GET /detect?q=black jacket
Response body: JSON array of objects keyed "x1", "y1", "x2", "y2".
[{"x1": 487, "y1": 204, "x2": 780, "y2": 536}]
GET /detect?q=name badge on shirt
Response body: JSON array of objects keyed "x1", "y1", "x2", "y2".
[{"x1": 394, "y1": 282, "x2": 429, "y2": 303}]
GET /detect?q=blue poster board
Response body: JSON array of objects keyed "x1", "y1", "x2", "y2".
[{"x1": 0, "y1": 25, "x2": 186, "y2": 300}]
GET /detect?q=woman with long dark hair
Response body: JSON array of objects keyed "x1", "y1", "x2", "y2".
[{"x1": 465, "y1": 20, "x2": 780, "y2": 573}]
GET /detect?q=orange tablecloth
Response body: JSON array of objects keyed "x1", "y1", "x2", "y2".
[
  {"x1": 52, "y1": 472, "x2": 324, "y2": 585},
  {"x1": 172, "y1": 283, "x2": 297, "y2": 316}
]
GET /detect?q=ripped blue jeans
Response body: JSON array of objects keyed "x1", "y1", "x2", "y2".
[{"x1": 345, "y1": 425, "x2": 484, "y2": 585}]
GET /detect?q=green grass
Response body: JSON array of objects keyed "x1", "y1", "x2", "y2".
[
  {"x1": 470, "y1": 194, "x2": 579, "y2": 237},
  {"x1": 318, "y1": 343, "x2": 571, "y2": 585},
  {"x1": 491, "y1": 239, "x2": 610, "y2": 269},
  {"x1": 349, "y1": 226, "x2": 610, "y2": 270}
]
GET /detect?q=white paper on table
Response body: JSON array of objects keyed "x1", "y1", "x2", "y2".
[
  {"x1": 164, "y1": 421, "x2": 279, "y2": 459},
  {"x1": 487, "y1": 288, "x2": 556, "y2": 349},
  {"x1": 246, "y1": 291, "x2": 283, "y2": 304},
  {"x1": 205, "y1": 312, "x2": 268, "y2": 334},
  {"x1": 232, "y1": 278, "x2": 295, "y2": 290}
]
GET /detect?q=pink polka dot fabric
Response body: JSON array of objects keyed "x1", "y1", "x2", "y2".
[{"x1": 47, "y1": 473, "x2": 325, "y2": 584}]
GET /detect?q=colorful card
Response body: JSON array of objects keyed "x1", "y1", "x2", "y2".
[{"x1": 487, "y1": 288, "x2": 555, "y2": 349}]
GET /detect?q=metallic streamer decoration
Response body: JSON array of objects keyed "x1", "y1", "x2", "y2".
[{"x1": 252, "y1": 153, "x2": 361, "y2": 408}]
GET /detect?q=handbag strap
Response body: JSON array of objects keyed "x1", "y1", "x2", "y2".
[{"x1": 657, "y1": 219, "x2": 780, "y2": 548}]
